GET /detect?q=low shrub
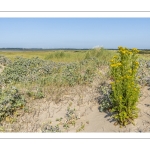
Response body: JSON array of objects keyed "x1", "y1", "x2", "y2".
[{"x1": 0, "y1": 86, "x2": 26, "y2": 122}]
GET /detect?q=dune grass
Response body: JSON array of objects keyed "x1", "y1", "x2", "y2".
[
  {"x1": 0, "y1": 48, "x2": 115, "y2": 122},
  {"x1": 0, "y1": 51, "x2": 51, "y2": 60},
  {"x1": 0, "y1": 48, "x2": 116, "y2": 63}
]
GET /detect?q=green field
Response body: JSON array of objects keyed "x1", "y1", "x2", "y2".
[
  {"x1": 0, "y1": 48, "x2": 116, "y2": 62},
  {"x1": 0, "y1": 49, "x2": 149, "y2": 62}
]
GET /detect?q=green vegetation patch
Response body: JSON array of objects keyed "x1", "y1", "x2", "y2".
[{"x1": 110, "y1": 47, "x2": 140, "y2": 126}]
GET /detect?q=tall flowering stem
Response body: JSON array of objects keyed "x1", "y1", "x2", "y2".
[{"x1": 110, "y1": 46, "x2": 140, "y2": 126}]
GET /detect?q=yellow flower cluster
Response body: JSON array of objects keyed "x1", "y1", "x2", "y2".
[
  {"x1": 118, "y1": 47, "x2": 130, "y2": 54},
  {"x1": 120, "y1": 75, "x2": 132, "y2": 79},
  {"x1": 111, "y1": 62, "x2": 122, "y2": 67},
  {"x1": 133, "y1": 61, "x2": 139, "y2": 69},
  {"x1": 110, "y1": 59, "x2": 114, "y2": 62},
  {"x1": 125, "y1": 75, "x2": 132, "y2": 79},
  {"x1": 134, "y1": 61, "x2": 139, "y2": 65},
  {"x1": 118, "y1": 46, "x2": 139, "y2": 55},
  {"x1": 128, "y1": 69, "x2": 132, "y2": 73},
  {"x1": 110, "y1": 55, "x2": 120, "y2": 63},
  {"x1": 132, "y1": 48, "x2": 139, "y2": 53}
]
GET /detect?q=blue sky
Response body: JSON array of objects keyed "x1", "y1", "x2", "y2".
[{"x1": 0, "y1": 18, "x2": 150, "y2": 49}]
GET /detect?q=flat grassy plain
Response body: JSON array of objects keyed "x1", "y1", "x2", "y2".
[
  {"x1": 0, "y1": 48, "x2": 150, "y2": 132},
  {"x1": 0, "y1": 49, "x2": 116, "y2": 62},
  {"x1": 1, "y1": 49, "x2": 149, "y2": 61}
]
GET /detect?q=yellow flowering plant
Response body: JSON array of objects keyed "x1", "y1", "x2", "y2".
[{"x1": 110, "y1": 46, "x2": 140, "y2": 126}]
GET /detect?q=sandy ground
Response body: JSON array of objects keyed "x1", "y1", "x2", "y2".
[{"x1": 1, "y1": 80, "x2": 150, "y2": 133}]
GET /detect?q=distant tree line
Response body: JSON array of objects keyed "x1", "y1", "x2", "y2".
[{"x1": 0, "y1": 48, "x2": 150, "y2": 52}]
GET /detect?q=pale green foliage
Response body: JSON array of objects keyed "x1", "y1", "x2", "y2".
[{"x1": 0, "y1": 86, "x2": 25, "y2": 122}]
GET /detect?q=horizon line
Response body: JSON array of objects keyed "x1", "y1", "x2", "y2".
[{"x1": 0, "y1": 47, "x2": 150, "y2": 50}]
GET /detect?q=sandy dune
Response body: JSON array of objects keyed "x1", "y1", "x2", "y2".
[{"x1": 1, "y1": 82, "x2": 150, "y2": 132}]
